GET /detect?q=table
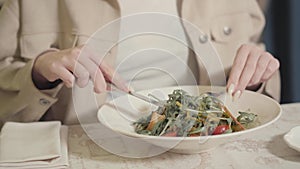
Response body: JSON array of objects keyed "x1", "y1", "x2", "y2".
[{"x1": 67, "y1": 103, "x2": 300, "y2": 169}]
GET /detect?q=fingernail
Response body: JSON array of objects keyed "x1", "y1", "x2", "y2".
[
  {"x1": 65, "y1": 82, "x2": 72, "y2": 88},
  {"x1": 94, "y1": 83, "x2": 106, "y2": 93},
  {"x1": 94, "y1": 87, "x2": 103, "y2": 94},
  {"x1": 129, "y1": 86, "x2": 135, "y2": 92},
  {"x1": 69, "y1": 78, "x2": 75, "y2": 87},
  {"x1": 64, "y1": 79, "x2": 73, "y2": 88},
  {"x1": 228, "y1": 84, "x2": 235, "y2": 96},
  {"x1": 233, "y1": 90, "x2": 241, "y2": 102},
  {"x1": 76, "y1": 79, "x2": 85, "y2": 88},
  {"x1": 120, "y1": 85, "x2": 130, "y2": 93}
]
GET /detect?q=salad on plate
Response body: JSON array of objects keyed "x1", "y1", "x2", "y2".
[{"x1": 133, "y1": 89, "x2": 260, "y2": 137}]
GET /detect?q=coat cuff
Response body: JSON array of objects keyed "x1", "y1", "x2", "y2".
[
  {"x1": 15, "y1": 60, "x2": 62, "y2": 121},
  {"x1": 250, "y1": 70, "x2": 281, "y2": 102}
]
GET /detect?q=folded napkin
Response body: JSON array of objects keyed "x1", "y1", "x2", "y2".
[{"x1": 0, "y1": 121, "x2": 68, "y2": 169}]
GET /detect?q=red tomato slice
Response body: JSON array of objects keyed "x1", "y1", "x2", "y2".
[{"x1": 212, "y1": 125, "x2": 229, "y2": 135}]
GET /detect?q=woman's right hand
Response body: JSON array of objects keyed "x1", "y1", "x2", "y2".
[{"x1": 32, "y1": 45, "x2": 129, "y2": 93}]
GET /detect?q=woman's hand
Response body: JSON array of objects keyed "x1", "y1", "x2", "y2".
[
  {"x1": 227, "y1": 44, "x2": 280, "y2": 98},
  {"x1": 32, "y1": 45, "x2": 129, "y2": 93}
]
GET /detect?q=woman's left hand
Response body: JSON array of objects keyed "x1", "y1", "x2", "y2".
[{"x1": 226, "y1": 44, "x2": 280, "y2": 98}]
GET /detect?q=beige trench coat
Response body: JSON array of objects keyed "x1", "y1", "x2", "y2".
[{"x1": 0, "y1": 0, "x2": 280, "y2": 126}]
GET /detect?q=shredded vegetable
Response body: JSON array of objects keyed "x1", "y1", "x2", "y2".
[{"x1": 133, "y1": 89, "x2": 259, "y2": 137}]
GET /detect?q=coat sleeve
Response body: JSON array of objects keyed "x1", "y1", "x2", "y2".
[{"x1": 0, "y1": 0, "x2": 60, "y2": 126}]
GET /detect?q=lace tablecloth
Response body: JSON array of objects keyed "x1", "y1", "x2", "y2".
[{"x1": 68, "y1": 103, "x2": 300, "y2": 169}]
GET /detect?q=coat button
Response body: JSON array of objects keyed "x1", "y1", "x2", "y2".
[
  {"x1": 223, "y1": 26, "x2": 232, "y2": 35},
  {"x1": 39, "y1": 98, "x2": 50, "y2": 106},
  {"x1": 199, "y1": 34, "x2": 208, "y2": 43}
]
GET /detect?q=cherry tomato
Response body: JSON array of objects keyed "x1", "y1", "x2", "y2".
[
  {"x1": 212, "y1": 125, "x2": 229, "y2": 135},
  {"x1": 189, "y1": 133, "x2": 200, "y2": 137}
]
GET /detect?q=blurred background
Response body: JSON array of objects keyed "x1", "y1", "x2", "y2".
[
  {"x1": 0, "y1": 0, "x2": 298, "y2": 103},
  {"x1": 263, "y1": 0, "x2": 300, "y2": 103}
]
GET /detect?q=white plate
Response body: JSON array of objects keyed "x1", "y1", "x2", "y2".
[
  {"x1": 97, "y1": 85, "x2": 282, "y2": 154},
  {"x1": 284, "y1": 126, "x2": 300, "y2": 152}
]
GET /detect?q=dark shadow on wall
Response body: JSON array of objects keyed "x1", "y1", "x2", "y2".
[{"x1": 263, "y1": 0, "x2": 300, "y2": 103}]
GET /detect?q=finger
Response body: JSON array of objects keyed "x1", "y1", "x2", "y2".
[
  {"x1": 59, "y1": 49, "x2": 90, "y2": 88},
  {"x1": 69, "y1": 46, "x2": 107, "y2": 93},
  {"x1": 78, "y1": 56, "x2": 107, "y2": 93},
  {"x1": 81, "y1": 47, "x2": 129, "y2": 92},
  {"x1": 79, "y1": 46, "x2": 128, "y2": 93},
  {"x1": 248, "y1": 52, "x2": 271, "y2": 86},
  {"x1": 93, "y1": 67, "x2": 107, "y2": 93},
  {"x1": 261, "y1": 58, "x2": 280, "y2": 81},
  {"x1": 235, "y1": 49, "x2": 261, "y2": 92},
  {"x1": 227, "y1": 45, "x2": 251, "y2": 92},
  {"x1": 51, "y1": 65, "x2": 75, "y2": 88},
  {"x1": 73, "y1": 63, "x2": 90, "y2": 88},
  {"x1": 100, "y1": 61, "x2": 129, "y2": 92}
]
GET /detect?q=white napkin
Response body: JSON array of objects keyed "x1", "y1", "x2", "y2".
[{"x1": 0, "y1": 121, "x2": 69, "y2": 169}]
